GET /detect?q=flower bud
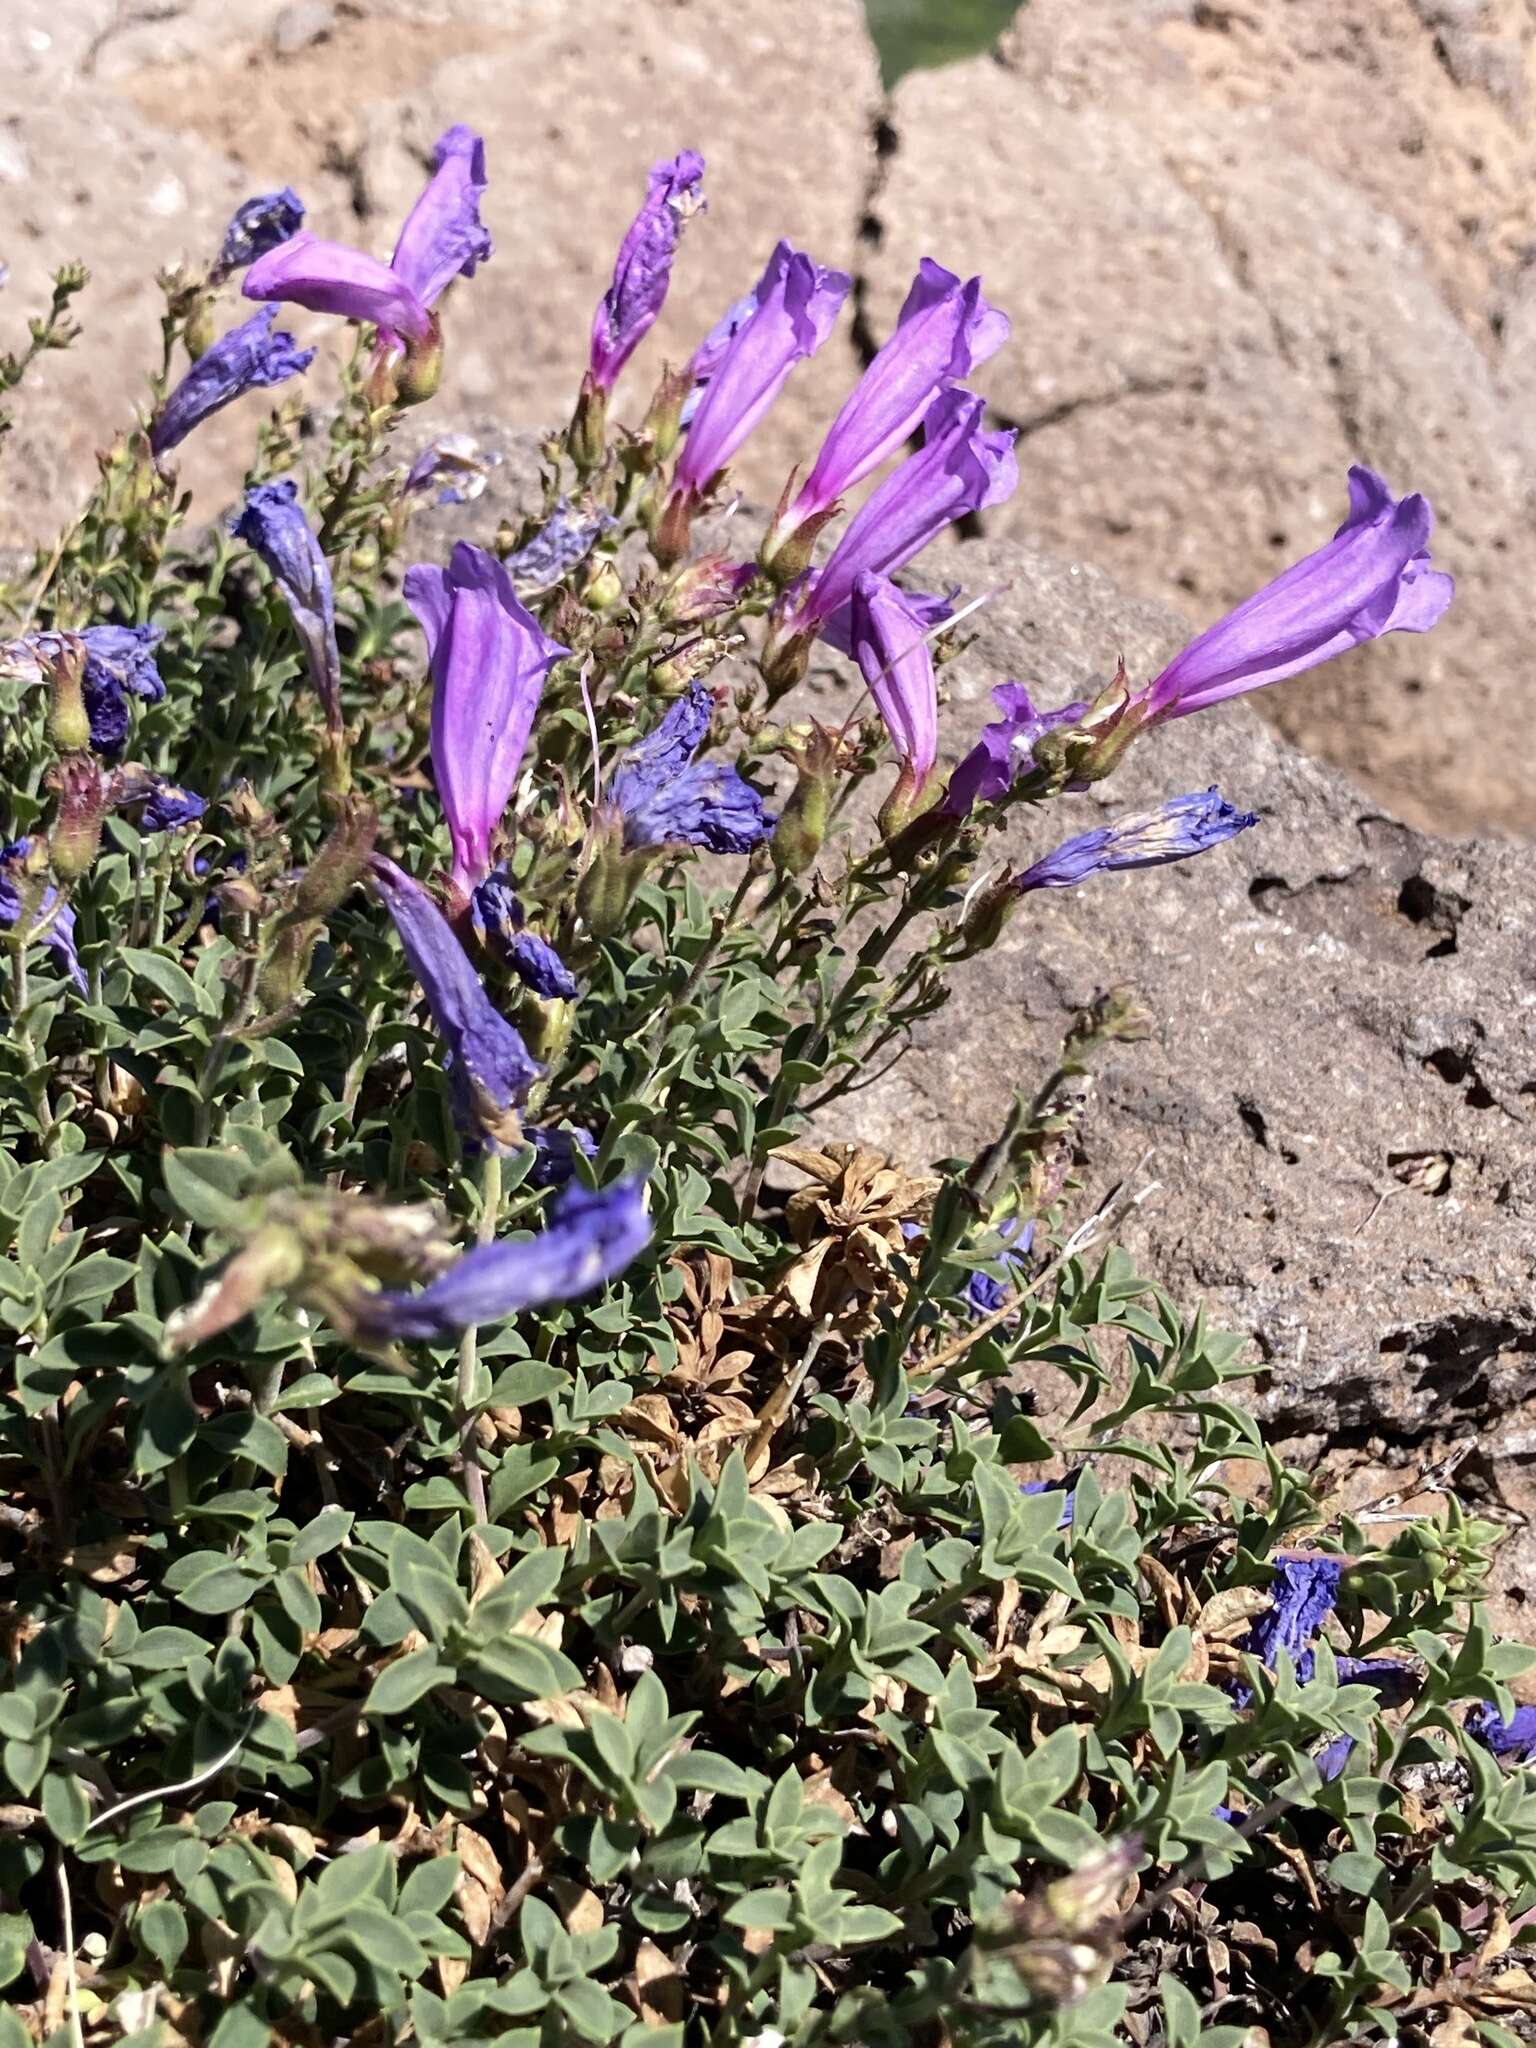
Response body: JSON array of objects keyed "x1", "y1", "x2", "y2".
[
  {"x1": 183, "y1": 298, "x2": 216, "y2": 362},
  {"x1": 582, "y1": 558, "x2": 624, "y2": 612},
  {"x1": 772, "y1": 724, "x2": 839, "y2": 878},
  {"x1": 44, "y1": 636, "x2": 91, "y2": 755},
  {"x1": 640, "y1": 365, "x2": 691, "y2": 467},
  {"x1": 659, "y1": 555, "x2": 755, "y2": 626},
  {"x1": 395, "y1": 315, "x2": 444, "y2": 408},
  {"x1": 651, "y1": 488, "x2": 695, "y2": 570},
  {"x1": 290, "y1": 796, "x2": 378, "y2": 920},
  {"x1": 567, "y1": 372, "x2": 608, "y2": 474},
  {"x1": 47, "y1": 756, "x2": 107, "y2": 880},
  {"x1": 162, "y1": 1223, "x2": 307, "y2": 1355},
  {"x1": 960, "y1": 871, "x2": 1021, "y2": 955}
]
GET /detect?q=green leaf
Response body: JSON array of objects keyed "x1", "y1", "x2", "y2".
[
  {"x1": 365, "y1": 1649, "x2": 451, "y2": 1718},
  {"x1": 41, "y1": 1770, "x2": 92, "y2": 1845},
  {"x1": 0, "y1": 1914, "x2": 30, "y2": 1989},
  {"x1": 160, "y1": 1146, "x2": 257, "y2": 1234},
  {"x1": 120, "y1": 947, "x2": 218, "y2": 1017},
  {"x1": 862, "y1": 0, "x2": 1026, "y2": 90}
]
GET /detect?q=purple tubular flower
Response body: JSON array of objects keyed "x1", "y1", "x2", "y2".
[
  {"x1": 217, "y1": 188, "x2": 305, "y2": 273},
  {"x1": 1466, "y1": 1702, "x2": 1536, "y2": 1762},
  {"x1": 245, "y1": 234, "x2": 429, "y2": 341},
  {"x1": 1016, "y1": 789, "x2": 1258, "y2": 893},
  {"x1": 680, "y1": 288, "x2": 758, "y2": 430},
  {"x1": 780, "y1": 259, "x2": 1009, "y2": 536},
  {"x1": 405, "y1": 543, "x2": 569, "y2": 902},
  {"x1": 355, "y1": 1176, "x2": 651, "y2": 1342},
  {"x1": 526, "y1": 1123, "x2": 598, "y2": 1190},
  {"x1": 149, "y1": 305, "x2": 313, "y2": 458},
  {"x1": 850, "y1": 572, "x2": 939, "y2": 794},
  {"x1": 1308, "y1": 1659, "x2": 1418, "y2": 1781},
  {"x1": 1242, "y1": 1556, "x2": 1343, "y2": 1685},
  {"x1": 231, "y1": 480, "x2": 341, "y2": 728},
  {"x1": 0, "y1": 841, "x2": 85, "y2": 993},
  {"x1": 672, "y1": 242, "x2": 850, "y2": 498},
  {"x1": 590, "y1": 150, "x2": 706, "y2": 392},
  {"x1": 794, "y1": 389, "x2": 1018, "y2": 641},
  {"x1": 244, "y1": 126, "x2": 490, "y2": 354},
  {"x1": 388, "y1": 125, "x2": 492, "y2": 317},
  {"x1": 942, "y1": 683, "x2": 1090, "y2": 817},
  {"x1": 1145, "y1": 467, "x2": 1453, "y2": 720},
  {"x1": 608, "y1": 682, "x2": 774, "y2": 855},
  {"x1": 370, "y1": 855, "x2": 542, "y2": 1153},
  {"x1": 967, "y1": 1216, "x2": 1034, "y2": 1315}
]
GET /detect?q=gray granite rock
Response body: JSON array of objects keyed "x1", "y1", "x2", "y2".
[{"x1": 827, "y1": 530, "x2": 1536, "y2": 1444}]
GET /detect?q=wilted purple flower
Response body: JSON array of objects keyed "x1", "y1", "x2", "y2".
[
  {"x1": 109, "y1": 768, "x2": 207, "y2": 833},
  {"x1": 370, "y1": 855, "x2": 541, "y2": 1153},
  {"x1": 505, "y1": 932, "x2": 577, "y2": 1001},
  {"x1": 245, "y1": 125, "x2": 490, "y2": 360},
  {"x1": 231, "y1": 480, "x2": 341, "y2": 729},
  {"x1": 941, "y1": 683, "x2": 1091, "y2": 817},
  {"x1": 149, "y1": 304, "x2": 313, "y2": 458},
  {"x1": 403, "y1": 433, "x2": 498, "y2": 507},
  {"x1": 17, "y1": 625, "x2": 167, "y2": 757},
  {"x1": 503, "y1": 501, "x2": 612, "y2": 595},
  {"x1": 1144, "y1": 468, "x2": 1453, "y2": 722},
  {"x1": 1015, "y1": 789, "x2": 1258, "y2": 893},
  {"x1": 1020, "y1": 1477, "x2": 1075, "y2": 1528},
  {"x1": 470, "y1": 869, "x2": 580, "y2": 1001},
  {"x1": 670, "y1": 242, "x2": 849, "y2": 501},
  {"x1": 788, "y1": 389, "x2": 1017, "y2": 644},
  {"x1": 1308, "y1": 1658, "x2": 1418, "y2": 1781},
  {"x1": 355, "y1": 1176, "x2": 651, "y2": 1341},
  {"x1": 0, "y1": 840, "x2": 85, "y2": 993},
  {"x1": 590, "y1": 150, "x2": 705, "y2": 392},
  {"x1": 526, "y1": 1123, "x2": 598, "y2": 1190},
  {"x1": 967, "y1": 1216, "x2": 1034, "y2": 1315},
  {"x1": 767, "y1": 259, "x2": 1008, "y2": 562},
  {"x1": 608, "y1": 682, "x2": 773, "y2": 855},
  {"x1": 849, "y1": 571, "x2": 939, "y2": 820},
  {"x1": 216, "y1": 188, "x2": 305, "y2": 274},
  {"x1": 1242, "y1": 1556, "x2": 1343, "y2": 1685},
  {"x1": 405, "y1": 543, "x2": 569, "y2": 903},
  {"x1": 1466, "y1": 1702, "x2": 1536, "y2": 1762}
]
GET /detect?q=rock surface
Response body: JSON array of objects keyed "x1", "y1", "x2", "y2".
[{"x1": 823, "y1": 532, "x2": 1536, "y2": 1471}]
